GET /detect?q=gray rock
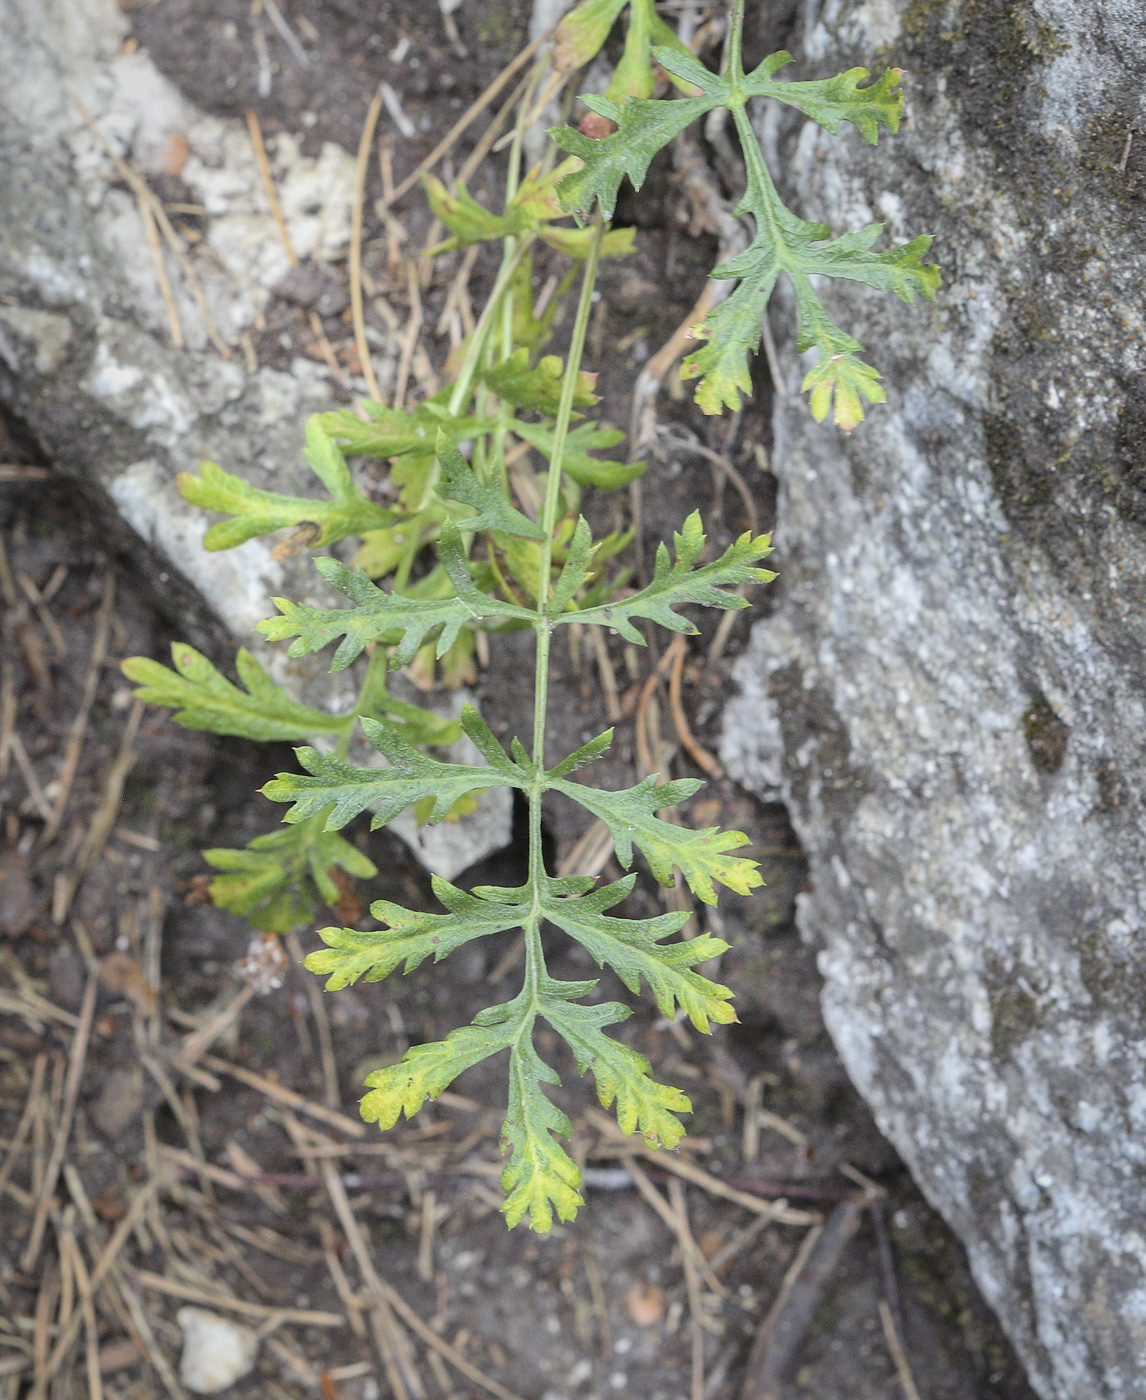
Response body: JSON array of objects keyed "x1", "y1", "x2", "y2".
[
  {"x1": 0, "y1": 0, "x2": 511, "y2": 877},
  {"x1": 721, "y1": 3, "x2": 1146, "y2": 1396}
]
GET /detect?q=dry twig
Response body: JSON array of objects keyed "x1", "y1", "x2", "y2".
[
  {"x1": 739, "y1": 1198, "x2": 864, "y2": 1400},
  {"x1": 22, "y1": 973, "x2": 97, "y2": 1271},
  {"x1": 351, "y1": 86, "x2": 387, "y2": 401}
]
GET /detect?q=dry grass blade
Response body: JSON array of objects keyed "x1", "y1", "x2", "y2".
[
  {"x1": 174, "y1": 984, "x2": 254, "y2": 1069},
  {"x1": 0, "y1": 1050, "x2": 46, "y2": 1200},
  {"x1": 668, "y1": 637, "x2": 722, "y2": 778},
  {"x1": 454, "y1": 66, "x2": 535, "y2": 189},
  {"x1": 10, "y1": 732, "x2": 53, "y2": 822},
  {"x1": 21, "y1": 973, "x2": 97, "y2": 1271},
  {"x1": 283, "y1": 1117, "x2": 416, "y2": 1400},
  {"x1": 319, "y1": 1219, "x2": 366, "y2": 1339},
  {"x1": 667, "y1": 1176, "x2": 706, "y2": 1400},
  {"x1": 37, "y1": 1170, "x2": 172, "y2": 1391},
  {"x1": 880, "y1": 1299, "x2": 924, "y2": 1400},
  {"x1": 16, "y1": 574, "x2": 66, "y2": 657},
  {"x1": 385, "y1": 28, "x2": 551, "y2": 206},
  {"x1": 200, "y1": 1054, "x2": 366, "y2": 1138},
  {"x1": 635, "y1": 638, "x2": 684, "y2": 781},
  {"x1": 246, "y1": 109, "x2": 298, "y2": 267},
  {"x1": 351, "y1": 85, "x2": 386, "y2": 401},
  {"x1": 739, "y1": 1199, "x2": 864, "y2": 1400},
  {"x1": 394, "y1": 260, "x2": 423, "y2": 411},
  {"x1": 286, "y1": 932, "x2": 340, "y2": 1109},
  {"x1": 42, "y1": 572, "x2": 114, "y2": 844},
  {"x1": 588, "y1": 1110, "x2": 817, "y2": 1226},
  {"x1": 112, "y1": 1273, "x2": 188, "y2": 1400},
  {"x1": 555, "y1": 817, "x2": 614, "y2": 880},
  {"x1": 134, "y1": 1271, "x2": 344, "y2": 1327},
  {"x1": 54, "y1": 699, "x2": 144, "y2": 923},
  {"x1": 0, "y1": 464, "x2": 52, "y2": 481},
  {"x1": 297, "y1": 1118, "x2": 524, "y2": 1400},
  {"x1": 590, "y1": 628, "x2": 621, "y2": 721},
  {"x1": 138, "y1": 188, "x2": 184, "y2": 348},
  {"x1": 63, "y1": 1232, "x2": 104, "y2": 1400},
  {"x1": 78, "y1": 103, "x2": 227, "y2": 356}
]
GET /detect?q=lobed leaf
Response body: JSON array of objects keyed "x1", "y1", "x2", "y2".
[
  {"x1": 263, "y1": 716, "x2": 529, "y2": 831},
  {"x1": 178, "y1": 419, "x2": 391, "y2": 550},
  {"x1": 550, "y1": 773, "x2": 762, "y2": 905},
  {"x1": 539, "y1": 875, "x2": 736, "y2": 1026},
  {"x1": 435, "y1": 432, "x2": 545, "y2": 539},
  {"x1": 121, "y1": 645, "x2": 347, "y2": 742},
  {"x1": 205, "y1": 812, "x2": 376, "y2": 933},
  {"x1": 307, "y1": 878, "x2": 529, "y2": 989},
  {"x1": 544, "y1": 998, "x2": 692, "y2": 1144},
  {"x1": 315, "y1": 391, "x2": 491, "y2": 463},
  {"x1": 258, "y1": 551, "x2": 532, "y2": 673},
  {"x1": 501, "y1": 1029, "x2": 584, "y2": 1232},
  {"x1": 361, "y1": 1018, "x2": 517, "y2": 1130},
  {"x1": 481, "y1": 348, "x2": 599, "y2": 416},
  {"x1": 743, "y1": 55, "x2": 905, "y2": 143},
  {"x1": 556, "y1": 510, "x2": 774, "y2": 643},
  {"x1": 510, "y1": 419, "x2": 644, "y2": 491},
  {"x1": 550, "y1": 83, "x2": 720, "y2": 221}
]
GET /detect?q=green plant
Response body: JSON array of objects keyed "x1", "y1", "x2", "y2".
[{"x1": 124, "y1": 0, "x2": 937, "y2": 1230}]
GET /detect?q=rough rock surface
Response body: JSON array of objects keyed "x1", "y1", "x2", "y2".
[
  {"x1": 721, "y1": 2, "x2": 1146, "y2": 1396},
  {"x1": 0, "y1": 0, "x2": 510, "y2": 874}
]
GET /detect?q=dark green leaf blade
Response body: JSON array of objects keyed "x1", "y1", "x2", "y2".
[
  {"x1": 435, "y1": 432, "x2": 545, "y2": 540},
  {"x1": 745, "y1": 59, "x2": 905, "y2": 144},
  {"x1": 263, "y1": 721, "x2": 525, "y2": 831},
  {"x1": 550, "y1": 85, "x2": 720, "y2": 221}
]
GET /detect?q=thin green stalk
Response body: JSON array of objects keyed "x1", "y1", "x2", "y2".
[
  {"x1": 335, "y1": 642, "x2": 390, "y2": 758},
  {"x1": 726, "y1": 0, "x2": 746, "y2": 85},
  {"x1": 522, "y1": 213, "x2": 606, "y2": 982},
  {"x1": 446, "y1": 233, "x2": 536, "y2": 419}
]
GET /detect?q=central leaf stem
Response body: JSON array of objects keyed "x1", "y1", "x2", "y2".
[{"x1": 524, "y1": 212, "x2": 606, "y2": 998}]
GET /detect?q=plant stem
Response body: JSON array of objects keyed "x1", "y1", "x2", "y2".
[
  {"x1": 726, "y1": 0, "x2": 746, "y2": 84},
  {"x1": 522, "y1": 214, "x2": 605, "y2": 1000},
  {"x1": 446, "y1": 233, "x2": 536, "y2": 419}
]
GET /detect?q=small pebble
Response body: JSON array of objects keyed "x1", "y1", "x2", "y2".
[{"x1": 176, "y1": 1308, "x2": 258, "y2": 1393}]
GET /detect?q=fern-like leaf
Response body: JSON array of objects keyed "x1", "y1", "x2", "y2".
[
  {"x1": 556, "y1": 511, "x2": 774, "y2": 642},
  {"x1": 178, "y1": 419, "x2": 391, "y2": 550},
  {"x1": 544, "y1": 998, "x2": 692, "y2": 1144},
  {"x1": 264, "y1": 716, "x2": 529, "y2": 830},
  {"x1": 259, "y1": 547, "x2": 533, "y2": 673},
  {"x1": 501, "y1": 1026, "x2": 583, "y2": 1232},
  {"x1": 121, "y1": 645, "x2": 347, "y2": 742},
  {"x1": 307, "y1": 878, "x2": 529, "y2": 989},
  {"x1": 361, "y1": 1017, "x2": 517, "y2": 1130},
  {"x1": 204, "y1": 811, "x2": 377, "y2": 933},
  {"x1": 539, "y1": 875, "x2": 735, "y2": 1027},
  {"x1": 550, "y1": 772, "x2": 761, "y2": 905}
]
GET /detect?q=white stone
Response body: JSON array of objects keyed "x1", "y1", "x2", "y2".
[{"x1": 176, "y1": 1308, "x2": 258, "y2": 1394}]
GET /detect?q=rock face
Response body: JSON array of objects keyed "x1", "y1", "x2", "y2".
[
  {"x1": 0, "y1": 0, "x2": 511, "y2": 875},
  {"x1": 721, "y1": 2, "x2": 1146, "y2": 1397}
]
